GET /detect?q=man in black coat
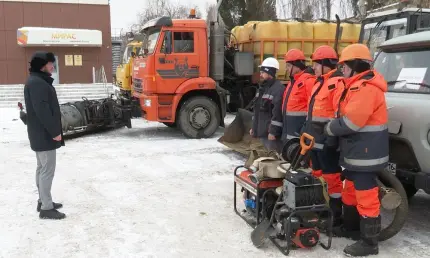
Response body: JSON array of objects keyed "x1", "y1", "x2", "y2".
[{"x1": 24, "y1": 51, "x2": 66, "y2": 220}]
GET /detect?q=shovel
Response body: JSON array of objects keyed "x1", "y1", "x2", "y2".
[{"x1": 250, "y1": 133, "x2": 315, "y2": 247}]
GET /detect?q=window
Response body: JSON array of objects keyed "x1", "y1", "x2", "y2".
[
  {"x1": 122, "y1": 46, "x2": 140, "y2": 63},
  {"x1": 373, "y1": 49, "x2": 430, "y2": 94},
  {"x1": 173, "y1": 32, "x2": 194, "y2": 53},
  {"x1": 142, "y1": 29, "x2": 161, "y2": 55},
  {"x1": 122, "y1": 46, "x2": 130, "y2": 64},
  {"x1": 388, "y1": 24, "x2": 406, "y2": 39},
  {"x1": 362, "y1": 18, "x2": 407, "y2": 56}
]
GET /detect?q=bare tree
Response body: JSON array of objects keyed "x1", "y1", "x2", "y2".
[
  {"x1": 133, "y1": 0, "x2": 201, "y2": 31},
  {"x1": 218, "y1": 0, "x2": 277, "y2": 29},
  {"x1": 278, "y1": 0, "x2": 334, "y2": 20}
]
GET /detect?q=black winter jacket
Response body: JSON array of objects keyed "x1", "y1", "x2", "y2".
[
  {"x1": 24, "y1": 72, "x2": 64, "y2": 152},
  {"x1": 252, "y1": 79, "x2": 285, "y2": 138}
]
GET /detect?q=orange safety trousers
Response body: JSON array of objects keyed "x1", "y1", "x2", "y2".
[
  {"x1": 309, "y1": 148, "x2": 343, "y2": 198},
  {"x1": 312, "y1": 171, "x2": 343, "y2": 197},
  {"x1": 342, "y1": 179, "x2": 380, "y2": 218}
]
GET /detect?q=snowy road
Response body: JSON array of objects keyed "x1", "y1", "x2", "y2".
[{"x1": 0, "y1": 108, "x2": 429, "y2": 258}]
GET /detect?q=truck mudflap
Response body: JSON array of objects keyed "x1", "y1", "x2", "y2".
[
  {"x1": 217, "y1": 84, "x2": 228, "y2": 127},
  {"x1": 415, "y1": 172, "x2": 430, "y2": 194}
]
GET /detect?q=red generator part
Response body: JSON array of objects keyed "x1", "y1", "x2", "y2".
[
  {"x1": 292, "y1": 228, "x2": 320, "y2": 249},
  {"x1": 233, "y1": 166, "x2": 283, "y2": 227}
]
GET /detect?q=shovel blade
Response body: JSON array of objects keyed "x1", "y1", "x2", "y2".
[
  {"x1": 250, "y1": 218, "x2": 272, "y2": 247},
  {"x1": 218, "y1": 109, "x2": 269, "y2": 159}
]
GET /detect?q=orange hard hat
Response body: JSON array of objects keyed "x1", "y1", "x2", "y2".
[
  {"x1": 339, "y1": 43, "x2": 373, "y2": 63},
  {"x1": 285, "y1": 49, "x2": 306, "y2": 62},
  {"x1": 311, "y1": 45, "x2": 338, "y2": 61}
]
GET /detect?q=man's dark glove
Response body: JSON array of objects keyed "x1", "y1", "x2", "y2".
[{"x1": 19, "y1": 110, "x2": 27, "y2": 125}]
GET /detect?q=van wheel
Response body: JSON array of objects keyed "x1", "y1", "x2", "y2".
[
  {"x1": 378, "y1": 169, "x2": 409, "y2": 241},
  {"x1": 177, "y1": 96, "x2": 220, "y2": 139}
]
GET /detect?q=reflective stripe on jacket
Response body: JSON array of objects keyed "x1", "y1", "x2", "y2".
[
  {"x1": 325, "y1": 70, "x2": 389, "y2": 172},
  {"x1": 305, "y1": 69, "x2": 345, "y2": 150},
  {"x1": 282, "y1": 67, "x2": 315, "y2": 142},
  {"x1": 252, "y1": 79, "x2": 285, "y2": 138}
]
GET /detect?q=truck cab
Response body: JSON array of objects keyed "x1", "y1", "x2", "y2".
[
  {"x1": 373, "y1": 30, "x2": 430, "y2": 198},
  {"x1": 115, "y1": 41, "x2": 141, "y2": 97},
  {"x1": 360, "y1": 7, "x2": 430, "y2": 56},
  {"x1": 133, "y1": 16, "x2": 227, "y2": 138}
]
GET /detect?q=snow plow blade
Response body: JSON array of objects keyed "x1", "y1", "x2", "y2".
[
  {"x1": 17, "y1": 96, "x2": 132, "y2": 139},
  {"x1": 218, "y1": 108, "x2": 270, "y2": 160}
]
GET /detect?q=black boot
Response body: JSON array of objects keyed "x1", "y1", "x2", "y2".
[
  {"x1": 333, "y1": 204, "x2": 361, "y2": 241},
  {"x1": 37, "y1": 201, "x2": 63, "y2": 212},
  {"x1": 329, "y1": 197, "x2": 343, "y2": 227},
  {"x1": 343, "y1": 216, "x2": 381, "y2": 257},
  {"x1": 317, "y1": 198, "x2": 343, "y2": 232},
  {"x1": 39, "y1": 209, "x2": 66, "y2": 220}
]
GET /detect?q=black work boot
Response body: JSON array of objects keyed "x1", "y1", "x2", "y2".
[
  {"x1": 39, "y1": 209, "x2": 66, "y2": 220},
  {"x1": 333, "y1": 204, "x2": 361, "y2": 241},
  {"x1": 37, "y1": 201, "x2": 63, "y2": 212},
  {"x1": 317, "y1": 198, "x2": 343, "y2": 232},
  {"x1": 329, "y1": 197, "x2": 343, "y2": 227},
  {"x1": 343, "y1": 216, "x2": 381, "y2": 257}
]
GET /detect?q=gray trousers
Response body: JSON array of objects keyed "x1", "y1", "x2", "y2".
[{"x1": 36, "y1": 150, "x2": 56, "y2": 210}]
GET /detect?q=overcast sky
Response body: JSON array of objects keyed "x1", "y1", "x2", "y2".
[
  {"x1": 109, "y1": 0, "x2": 216, "y2": 33},
  {"x1": 109, "y1": 0, "x2": 345, "y2": 34}
]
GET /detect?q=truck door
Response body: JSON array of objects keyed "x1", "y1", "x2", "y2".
[{"x1": 155, "y1": 30, "x2": 200, "y2": 94}]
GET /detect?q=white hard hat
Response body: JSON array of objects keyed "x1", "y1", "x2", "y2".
[{"x1": 259, "y1": 57, "x2": 280, "y2": 70}]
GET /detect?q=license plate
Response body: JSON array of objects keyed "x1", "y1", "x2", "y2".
[{"x1": 386, "y1": 162, "x2": 397, "y2": 175}]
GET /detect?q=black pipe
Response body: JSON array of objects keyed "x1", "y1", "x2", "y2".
[{"x1": 334, "y1": 14, "x2": 341, "y2": 56}]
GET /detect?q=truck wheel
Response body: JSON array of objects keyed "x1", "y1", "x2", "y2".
[
  {"x1": 163, "y1": 122, "x2": 176, "y2": 128},
  {"x1": 402, "y1": 183, "x2": 418, "y2": 199},
  {"x1": 378, "y1": 169, "x2": 409, "y2": 241},
  {"x1": 177, "y1": 96, "x2": 220, "y2": 139}
]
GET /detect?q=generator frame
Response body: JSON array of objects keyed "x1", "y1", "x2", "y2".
[{"x1": 233, "y1": 165, "x2": 334, "y2": 256}]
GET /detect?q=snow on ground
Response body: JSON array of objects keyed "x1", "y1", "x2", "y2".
[{"x1": 0, "y1": 108, "x2": 430, "y2": 258}]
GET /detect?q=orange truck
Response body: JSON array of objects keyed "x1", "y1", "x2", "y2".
[
  {"x1": 131, "y1": 4, "x2": 360, "y2": 139},
  {"x1": 132, "y1": 8, "x2": 231, "y2": 139}
]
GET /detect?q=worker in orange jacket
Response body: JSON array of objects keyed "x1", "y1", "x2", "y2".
[
  {"x1": 304, "y1": 45, "x2": 345, "y2": 226},
  {"x1": 324, "y1": 44, "x2": 388, "y2": 257},
  {"x1": 282, "y1": 49, "x2": 315, "y2": 144}
]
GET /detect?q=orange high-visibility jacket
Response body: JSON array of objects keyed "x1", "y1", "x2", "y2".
[
  {"x1": 282, "y1": 67, "x2": 315, "y2": 142},
  {"x1": 305, "y1": 69, "x2": 345, "y2": 150},
  {"x1": 325, "y1": 70, "x2": 389, "y2": 172}
]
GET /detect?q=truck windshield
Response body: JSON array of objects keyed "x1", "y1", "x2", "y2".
[
  {"x1": 362, "y1": 18, "x2": 407, "y2": 57},
  {"x1": 123, "y1": 46, "x2": 140, "y2": 63},
  {"x1": 373, "y1": 49, "x2": 430, "y2": 94},
  {"x1": 142, "y1": 29, "x2": 161, "y2": 55}
]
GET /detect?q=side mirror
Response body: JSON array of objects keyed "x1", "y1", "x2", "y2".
[{"x1": 164, "y1": 31, "x2": 172, "y2": 54}]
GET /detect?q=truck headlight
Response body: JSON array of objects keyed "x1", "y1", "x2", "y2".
[{"x1": 144, "y1": 99, "x2": 151, "y2": 107}]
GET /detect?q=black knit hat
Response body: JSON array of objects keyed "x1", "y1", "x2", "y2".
[
  {"x1": 260, "y1": 66, "x2": 277, "y2": 78},
  {"x1": 29, "y1": 51, "x2": 56, "y2": 72}
]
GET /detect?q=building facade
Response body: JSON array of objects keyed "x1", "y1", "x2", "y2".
[{"x1": 0, "y1": 0, "x2": 112, "y2": 85}]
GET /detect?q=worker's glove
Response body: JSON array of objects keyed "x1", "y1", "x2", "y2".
[
  {"x1": 311, "y1": 122, "x2": 326, "y2": 135},
  {"x1": 19, "y1": 110, "x2": 27, "y2": 125}
]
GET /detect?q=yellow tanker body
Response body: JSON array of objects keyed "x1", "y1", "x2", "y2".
[{"x1": 231, "y1": 19, "x2": 362, "y2": 81}]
